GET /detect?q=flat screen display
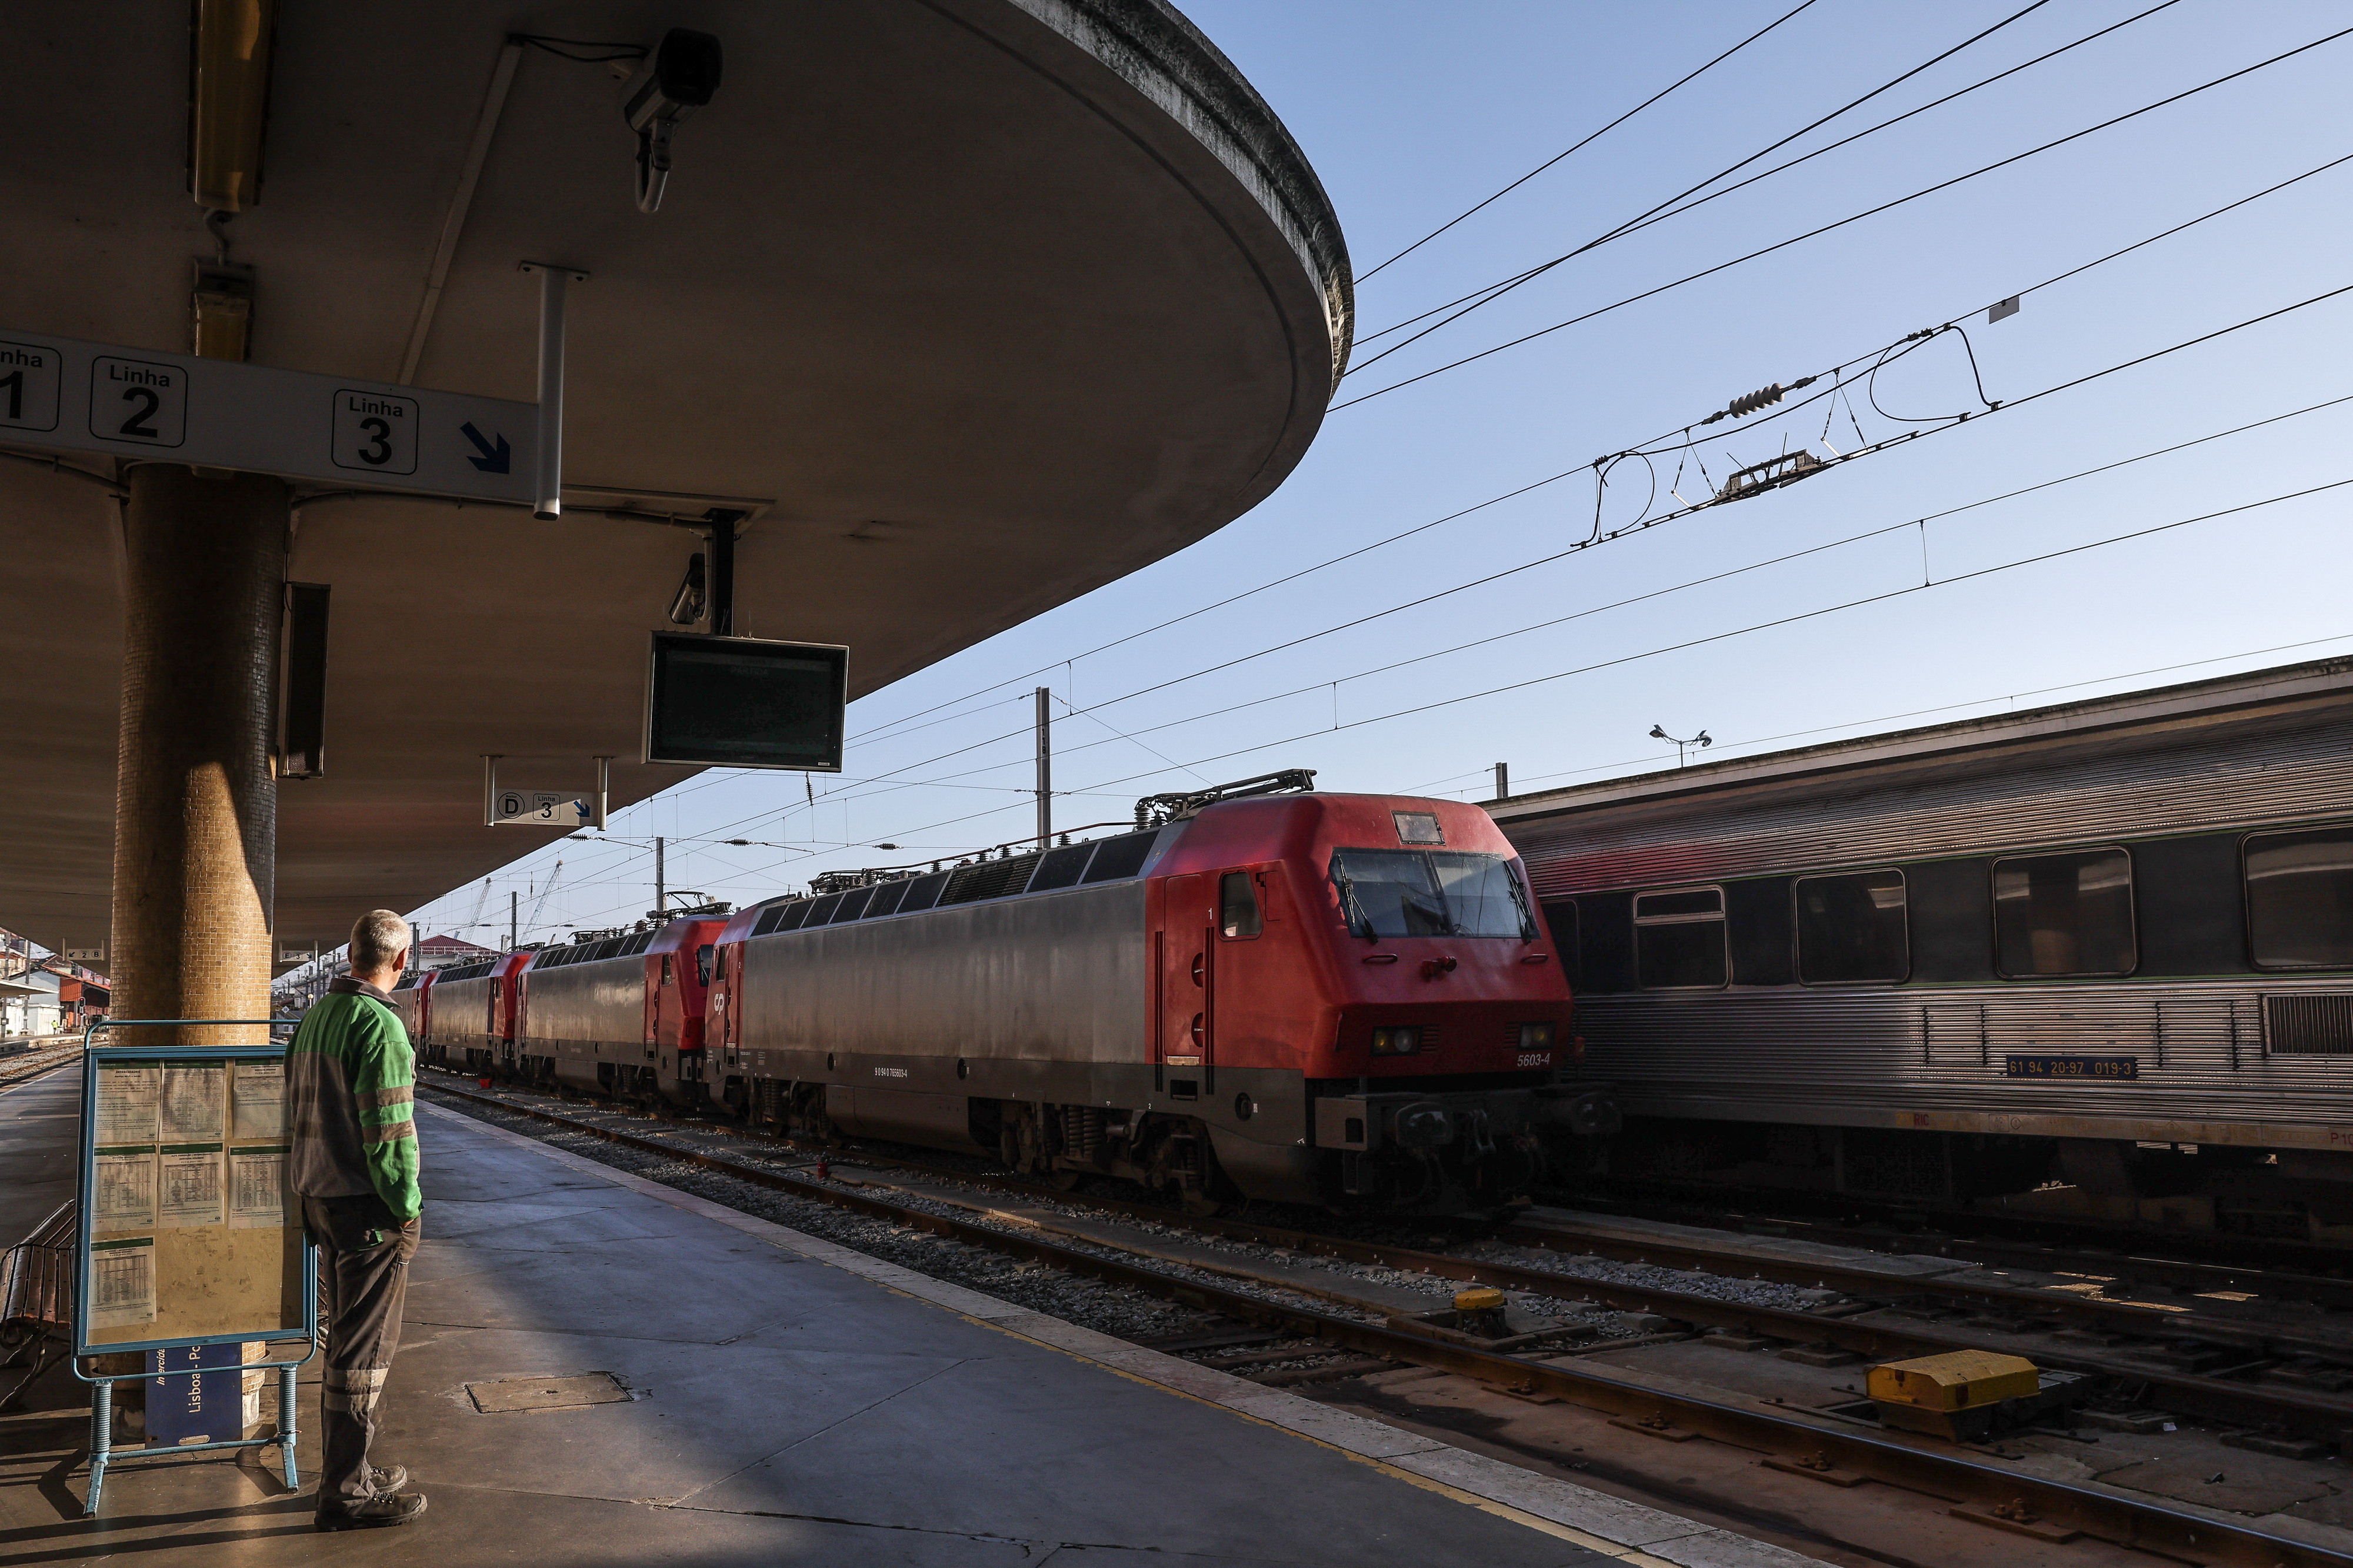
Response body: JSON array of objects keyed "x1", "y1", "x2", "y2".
[{"x1": 644, "y1": 632, "x2": 846, "y2": 771}]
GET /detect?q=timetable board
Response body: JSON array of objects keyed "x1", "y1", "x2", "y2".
[{"x1": 75, "y1": 1046, "x2": 313, "y2": 1357}]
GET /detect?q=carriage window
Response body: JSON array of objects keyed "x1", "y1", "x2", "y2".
[
  {"x1": 1634, "y1": 888, "x2": 1726, "y2": 988},
  {"x1": 1220, "y1": 872, "x2": 1262, "y2": 938},
  {"x1": 2245, "y1": 828, "x2": 2353, "y2": 969},
  {"x1": 1795, "y1": 870, "x2": 1908, "y2": 983},
  {"x1": 696, "y1": 944, "x2": 714, "y2": 986},
  {"x1": 1992, "y1": 849, "x2": 2135, "y2": 976}
]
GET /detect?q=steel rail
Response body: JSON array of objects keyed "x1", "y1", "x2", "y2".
[
  {"x1": 1558, "y1": 1178, "x2": 2353, "y2": 1283},
  {"x1": 1499, "y1": 1214, "x2": 2353, "y2": 1365},
  {"x1": 422, "y1": 1080, "x2": 2351, "y2": 1567},
  {"x1": 422, "y1": 1073, "x2": 2353, "y2": 1438},
  {"x1": 1565, "y1": 1200, "x2": 2353, "y2": 1315},
  {"x1": 1041, "y1": 1205, "x2": 2353, "y2": 1442}
]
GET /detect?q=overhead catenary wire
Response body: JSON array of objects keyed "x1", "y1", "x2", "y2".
[
  {"x1": 1332, "y1": 23, "x2": 2353, "y2": 410},
  {"x1": 1351, "y1": 0, "x2": 2082, "y2": 362},
  {"x1": 850, "y1": 474, "x2": 2353, "y2": 854},
  {"x1": 931, "y1": 415, "x2": 2353, "y2": 783},
  {"x1": 1351, "y1": 0, "x2": 2176, "y2": 355},
  {"x1": 1429, "y1": 629, "x2": 2353, "y2": 800},
  {"x1": 839, "y1": 148, "x2": 2353, "y2": 759},
  {"x1": 842, "y1": 286, "x2": 2353, "y2": 795},
  {"x1": 1357, "y1": 0, "x2": 1822, "y2": 283},
  {"x1": 762, "y1": 349, "x2": 2353, "y2": 857}
]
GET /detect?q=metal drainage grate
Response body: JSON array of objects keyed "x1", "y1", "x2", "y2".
[{"x1": 465, "y1": 1372, "x2": 631, "y2": 1413}]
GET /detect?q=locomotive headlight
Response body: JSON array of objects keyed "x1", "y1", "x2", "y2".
[
  {"x1": 1371, "y1": 1026, "x2": 1421, "y2": 1056},
  {"x1": 1518, "y1": 1022, "x2": 1555, "y2": 1053}
]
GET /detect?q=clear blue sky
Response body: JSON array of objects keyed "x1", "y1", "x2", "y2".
[{"x1": 404, "y1": 0, "x2": 2353, "y2": 949}]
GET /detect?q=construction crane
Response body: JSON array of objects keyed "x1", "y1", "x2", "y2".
[
  {"x1": 456, "y1": 877, "x2": 492, "y2": 946},
  {"x1": 522, "y1": 860, "x2": 565, "y2": 942}
]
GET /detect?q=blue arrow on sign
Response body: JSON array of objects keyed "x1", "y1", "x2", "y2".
[{"x1": 459, "y1": 422, "x2": 511, "y2": 473}]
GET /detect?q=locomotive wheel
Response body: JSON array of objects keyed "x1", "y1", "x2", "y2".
[{"x1": 999, "y1": 1103, "x2": 1059, "y2": 1181}]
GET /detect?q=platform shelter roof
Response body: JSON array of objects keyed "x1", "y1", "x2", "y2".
[{"x1": 0, "y1": 0, "x2": 1350, "y2": 960}]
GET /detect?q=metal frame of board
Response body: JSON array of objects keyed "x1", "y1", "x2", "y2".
[{"x1": 71, "y1": 1020, "x2": 318, "y2": 1515}]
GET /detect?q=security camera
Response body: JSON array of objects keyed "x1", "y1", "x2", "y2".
[{"x1": 622, "y1": 29, "x2": 723, "y2": 213}]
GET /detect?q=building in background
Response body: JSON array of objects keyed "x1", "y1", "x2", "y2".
[
  {"x1": 52, "y1": 969, "x2": 105, "y2": 1035},
  {"x1": 417, "y1": 934, "x2": 499, "y2": 970},
  {"x1": 0, "y1": 932, "x2": 88, "y2": 1039}
]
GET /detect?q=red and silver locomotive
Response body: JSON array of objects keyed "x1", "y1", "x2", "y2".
[
  {"x1": 406, "y1": 775, "x2": 1617, "y2": 1209},
  {"x1": 405, "y1": 949, "x2": 532, "y2": 1076}
]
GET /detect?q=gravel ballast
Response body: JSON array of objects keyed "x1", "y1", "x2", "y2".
[{"x1": 424, "y1": 1086, "x2": 1848, "y2": 1357}]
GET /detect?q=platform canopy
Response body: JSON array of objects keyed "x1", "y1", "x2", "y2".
[{"x1": 0, "y1": 0, "x2": 1351, "y2": 965}]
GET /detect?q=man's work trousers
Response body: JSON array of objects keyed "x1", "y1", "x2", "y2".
[{"x1": 301, "y1": 1195, "x2": 419, "y2": 1512}]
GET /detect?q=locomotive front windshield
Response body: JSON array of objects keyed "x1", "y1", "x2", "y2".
[{"x1": 1330, "y1": 849, "x2": 1537, "y2": 939}]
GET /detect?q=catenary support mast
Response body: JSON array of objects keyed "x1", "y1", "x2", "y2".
[{"x1": 1035, "y1": 688, "x2": 1052, "y2": 848}]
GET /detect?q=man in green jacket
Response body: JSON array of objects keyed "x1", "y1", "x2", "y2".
[{"x1": 288, "y1": 909, "x2": 427, "y2": 1530}]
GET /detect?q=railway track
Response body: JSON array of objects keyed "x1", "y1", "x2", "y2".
[
  {"x1": 421, "y1": 1074, "x2": 2353, "y2": 1568},
  {"x1": 1495, "y1": 1211, "x2": 2353, "y2": 1374},
  {"x1": 1573, "y1": 1201, "x2": 2353, "y2": 1317},
  {"x1": 0, "y1": 1039, "x2": 81, "y2": 1093},
  {"x1": 1554, "y1": 1181, "x2": 2353, "y2": 1296}
]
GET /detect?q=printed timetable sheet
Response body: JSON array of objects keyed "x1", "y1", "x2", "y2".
[
  {"x1": 231, "y1": 1060, "x2": 284, "y2": 1140},
  {"x1": 159, "y1": 1063, "x2": 226, "y2": 1142},
  {"x1": 94, "y1": 1065, "x2": 159, "y2": 1146}
]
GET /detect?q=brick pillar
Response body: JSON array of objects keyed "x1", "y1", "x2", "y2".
[{"x1": 109, "y1": 465, "x2": 288, "y2": 1047}]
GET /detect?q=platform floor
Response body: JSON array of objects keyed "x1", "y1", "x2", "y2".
[{"x1": 0, "y1": 1066, "x2": 1816, "y2": 1566}]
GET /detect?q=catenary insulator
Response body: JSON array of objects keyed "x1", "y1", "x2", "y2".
[{"x1": 1698, "y1": 374, "x2": 1818, "y2": 425}]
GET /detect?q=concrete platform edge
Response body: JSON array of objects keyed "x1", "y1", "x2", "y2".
[{"x1": 417, "y1": 1102, "x2": 1829, "y2": 1568}]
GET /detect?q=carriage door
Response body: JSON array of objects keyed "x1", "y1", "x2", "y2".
[{"x1": 1156, "y1": 873, "x2": 1216, "y2": 1099}]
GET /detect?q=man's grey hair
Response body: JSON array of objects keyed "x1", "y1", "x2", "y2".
[{"x1": 349, "y1": 910, "x2": 412, "y2": 973}]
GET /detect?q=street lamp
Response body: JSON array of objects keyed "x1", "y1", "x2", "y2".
[{"x1": 1649, "y1": 725, "x2": 1712, "y2": 769}]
